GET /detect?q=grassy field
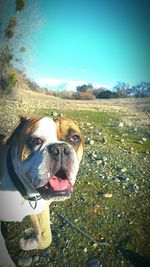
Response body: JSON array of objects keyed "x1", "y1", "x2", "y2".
[{"x1": 0, "y1": 90, "x2": 150, "y2": 267}]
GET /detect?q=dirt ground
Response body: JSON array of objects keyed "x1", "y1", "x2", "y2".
[{"x1": 0, "y1": 90, "x2": 150, "y2": 267}]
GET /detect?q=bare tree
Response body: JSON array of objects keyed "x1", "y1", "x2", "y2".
[{"x1": 0, "y1": 0, "x2": 43, "y2": 91}]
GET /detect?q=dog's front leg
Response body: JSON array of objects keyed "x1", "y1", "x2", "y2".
[{"x1": 20, "y1": 205, "x2": 52, "y2": 251}]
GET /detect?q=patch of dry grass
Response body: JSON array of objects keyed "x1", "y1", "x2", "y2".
[{"x1": 0, "y1": 90, "x2": 150, "y2": 267}]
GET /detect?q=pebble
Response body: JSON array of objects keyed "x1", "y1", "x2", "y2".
[
  {"x1": 118, "y1": 122, "x2": 124, "y2": 128},
  {"x1": 102, "y1": 157, "x2": 108, "y2": 162},
  {"x1": 103, "y1": 193, "x2": 112, "y2": 198},
  {"x1": 92, "y1": 152, "x2": 97, "y2": 158},
  {"x1": 120, "y1": 168, "x2": 127, "y2": 173},
  {"x1": 93, "y1": 243, "x2": 98, "y2": 248},
  {"x1": 90, "y1": 140, "x2": 95, "y2": 145},
  {"x1": 96, "y1": 160, "x2": 103, "y2": 165},
  {"x1": 17, "y1": 256, "x2": 32, "y2": 266},
  {"x1": 52, "y1": 111, "x2": 58, "y2": 117},
  {"x1": 83, "y1": 247, "x2": 88, "y2": 253}
]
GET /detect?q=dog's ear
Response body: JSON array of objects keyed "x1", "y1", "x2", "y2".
[{"x1": 6, "y1": 116, "x2": 28, "y2": 145}]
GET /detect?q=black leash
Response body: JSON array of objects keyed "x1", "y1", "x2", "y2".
[{"x1": 57, "y1": 213, "x2": 110, "y2": 246}]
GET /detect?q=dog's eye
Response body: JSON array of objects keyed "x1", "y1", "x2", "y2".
[
  {"x1": 30, "y1": 137, "x2": 43, "y2": 146},
  {"x1": 70, "y1": 134, "x2": 80, "y2": 145}
]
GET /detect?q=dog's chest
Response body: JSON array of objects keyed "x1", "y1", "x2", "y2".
[
  {"x1": 0, "y1": 160, "x2": 47, "y2": 222},
  {"x1": 0, "y1": 190, "x2": 46, "y2": 222}
]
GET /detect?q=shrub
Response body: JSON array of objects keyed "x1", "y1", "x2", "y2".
[
  {"x1": 97, "y1": 90, "x2": 117, "y2": 99},
  {"x1": 75, "y1": 92, "x2": 96, "y2": 100},
  {"x1": 46, "y1": 90, "x2": 55, "y2": 96},
  {"x1": 7, "y1": 71, "x2": 18, "y2": 87},
  {"x1": 0, "y1": 70, "x2": 18, "y2": 92}
]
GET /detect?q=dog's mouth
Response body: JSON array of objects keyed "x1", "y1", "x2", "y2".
[
  {"x1": 36, "y1": 169, "x2": 73, "y2": 200},
  {"x1": 45, "y1": 170, "x2": 73, "y2": 191}
]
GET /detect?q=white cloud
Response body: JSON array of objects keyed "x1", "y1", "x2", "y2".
[
  {"x1": 36, "y1": 77, "x2": 109, "y2": 91},
  {"x1": 93, "y1": 82, "x2": 109, "y2": 89},
  {"x1": 36, "y1": 78, "x2": 86, "y2": 91}
]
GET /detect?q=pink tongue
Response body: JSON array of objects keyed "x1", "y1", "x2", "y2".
[{"x1": 49, "y1": 176, "x2": 72, "y2": 191}]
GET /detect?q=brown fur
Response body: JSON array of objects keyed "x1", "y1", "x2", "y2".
[{"x1": 55, "y1": 117, "x2": 84, "y2": 163}]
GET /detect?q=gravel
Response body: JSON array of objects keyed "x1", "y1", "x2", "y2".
[{"x1": 1, "y1": 92, "x2": 150, "y2": 267}]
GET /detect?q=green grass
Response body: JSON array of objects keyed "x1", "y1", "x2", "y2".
[
  {"x1": 38, "y1": 107, "x2": 150, "y2": 153},
  {"x1": 3, "y1": 104, "x2": 150, "y2": 267}
]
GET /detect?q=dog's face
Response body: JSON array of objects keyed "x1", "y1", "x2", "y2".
[{"x1": 8, "y1": 116, "x2": 83, "y2": 200}]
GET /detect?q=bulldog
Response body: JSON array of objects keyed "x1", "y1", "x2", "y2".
[{"x1": 0, "y1": 116, "x2": 83, "y2": 266}]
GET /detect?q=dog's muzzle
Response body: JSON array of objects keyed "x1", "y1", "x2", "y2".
[{"x1": 36, "y1": 143, "x2": 75, "y2": 200}]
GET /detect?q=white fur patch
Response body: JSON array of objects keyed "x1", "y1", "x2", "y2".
[
  {"x1": 0, "y1": 191, "x2": 46, "y2": 222},
  {"x1": 33, "y1": 117, "x2": 58, "y2": 146}
]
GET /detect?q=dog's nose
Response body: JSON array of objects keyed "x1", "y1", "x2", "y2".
[{"x1": 48, "y1": 143, "x2": 70, "y2": 158}]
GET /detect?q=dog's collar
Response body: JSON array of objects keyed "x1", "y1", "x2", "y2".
[{"x1": 7, "y1": 143, "x2": 41, "y2": 209}]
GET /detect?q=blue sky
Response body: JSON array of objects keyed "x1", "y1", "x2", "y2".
[{"x1": 24, "y1": 0, "x2": 150, "y2": 90}]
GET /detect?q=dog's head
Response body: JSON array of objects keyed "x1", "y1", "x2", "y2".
[{"x1": 7, "y1": 116, "x2": 83, "y2": 201}]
